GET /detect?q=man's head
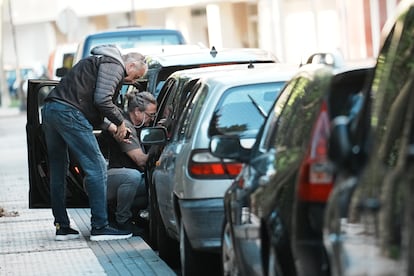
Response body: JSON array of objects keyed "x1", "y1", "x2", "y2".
[
  {"x1": 126, "y1": 91, "x2": 157, "y2": 127},
  {"x1": 122, "y1": 52, "x2": 148, "y2": 82}
]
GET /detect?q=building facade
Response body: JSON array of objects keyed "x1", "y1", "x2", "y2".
[{"x1": 1, "y1": 0, "x2": 401, "y2": 95}]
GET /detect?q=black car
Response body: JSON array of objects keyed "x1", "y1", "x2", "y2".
[
  {"x1": 26, "y1": 48, "x2": 277, "y2": 214},
  {"x1": 324, "y1": 0, "x2": 414, "y2": 275},
  {"x1": 139, "y1": 46, "x2": 278, "y2": 99},
  {"x1": 210, "y1": 63, "x2": 372, "y2": 276}
]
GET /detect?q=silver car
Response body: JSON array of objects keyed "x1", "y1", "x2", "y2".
[{"x1": 142, "y1": 62, "x2": 298, "y2": 275}]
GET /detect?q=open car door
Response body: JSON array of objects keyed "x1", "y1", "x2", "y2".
[{"x1": 26, "y1": 79, "x2": 142, "y2": 208}]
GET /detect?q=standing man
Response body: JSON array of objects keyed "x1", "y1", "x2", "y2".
[
  {"x1": 42, "y1": 44, "x2": 147, "y2": 241},
  {"x1": 106, "y1": 91, "x2": 157, "y2": 236}
]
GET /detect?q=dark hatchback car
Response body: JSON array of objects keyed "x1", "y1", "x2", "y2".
[
  {"x1": 138, "y1": 47, "x2": 278, "y2": 99},
  {"x1": 324, "y1": 1, "x2": 414, "y2": 275},
  {"x1": 210, "y1": 63, "x2": 372, "y2": 276}
]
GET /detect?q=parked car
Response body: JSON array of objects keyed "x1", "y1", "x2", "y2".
[
  {"x1": 324, "y1": 1, "x2": 414, "y2": 275},
  {"x1": 5, "y1": 67, "x2": 35, "y2": 99},
  {"x1": 74, "y1": 27, "x2": 187, "y2": 64},
  {"x1": 55, "y1": 27, "x2": 187, "y2": 78},
  {"x1": 47, "y1": 43, "x2": 77, "y2": 80},
  {"x1": 209, "y1": 62, "x2": 372, "y2": 276},
  {"x1": 140, "y1": 62, "x2": 299, "y2": 275}
]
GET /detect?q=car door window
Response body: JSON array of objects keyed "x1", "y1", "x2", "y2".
[
  {"x1": 357, "y1": 7, "x2": 414, "y2": 197},
  {"x1": 156, "y1": 78, "x2": 201, "y2": 138},
  {"x1": 260, "y1": 78, "x2": 299, "y2": 151},
  {"x1": 271, "y1": 76, "x2": 319, "y2": 172},
  {"x1": 177, "y1": 82, "x2": 207, "y2": 141},
  {"x1": 371, "y1": 8, "x2": 414, "y2": 132},
  {"x1": 156, "y1": 78, "x2": 177, "y2": 123}
]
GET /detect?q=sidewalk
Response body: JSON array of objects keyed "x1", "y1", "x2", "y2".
[{"x1": 0, "y1": 107, "x2": 176, "y2": 275}]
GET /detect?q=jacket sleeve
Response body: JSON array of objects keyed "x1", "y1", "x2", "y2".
[{"x1": 94, "y1": 62, "x2": 125, "y2": 126}]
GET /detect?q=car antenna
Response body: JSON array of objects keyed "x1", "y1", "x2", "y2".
[
  {"x1": 210, "y1": 46, "x2": 218, "y2": 58},
  {"x1": 248, "y1": 61, "x2": 254, "y2": 69}
]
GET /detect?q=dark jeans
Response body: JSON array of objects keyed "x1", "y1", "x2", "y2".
[
  {"x1": 42, "y1": 101, "x2": 108, "y2": 229},
  {"x1": 107, "y1": 168, "x2": 145, "y2": 224}
]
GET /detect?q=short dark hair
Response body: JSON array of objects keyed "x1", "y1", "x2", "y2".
[{"x1": 126, "y1": 90, "x2": 156, "y2": 112}]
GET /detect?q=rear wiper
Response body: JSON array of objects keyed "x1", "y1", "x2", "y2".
[{"x1": 248, "y1": 94, "x2": 267, "y2": 118}]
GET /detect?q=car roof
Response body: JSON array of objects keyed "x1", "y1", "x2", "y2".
[
  {"x1": 296, "y1": 62, "x2": 375, "y2": 78},
  {"x1": 169, "y1": 62, "x2": 299, "y2": 87},
  {"x1": 83, "y1": 27, "x2": 186, "y2": 37},
  {"x1": 121, "y1": 44, "x2": 207, "y2": 56},
  {"x1": 145, "y1": 47, "x2": 279, "y2": 67}
]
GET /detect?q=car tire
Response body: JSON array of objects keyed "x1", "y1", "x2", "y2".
[
  {"x1": 180, "y1": 220, "x2": 205, "y2": 276},
  {"x1": 221, "y1": 219, "x2": 238, "y2": 276}
]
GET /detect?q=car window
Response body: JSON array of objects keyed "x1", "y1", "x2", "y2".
[
  {"x1": 371, "y1": 10, "x2": 414, "y2": 136},
  {"x1": 208, "y1": 82, "x2": 285, "y2": 141},
  {"x1": 357, "y1": 6, "x2": 414, "y2": 188},
  {"x1": 155, "y1": 78, "x2": 178, "y2": 134},
  {"x1": 260, "y1": 78, "x2": 299, "y2": 150},
  {"x1": 177, "y1": 82, "x2": 207, "y2": 141},
  {"x1": 85, "y1": 33, "x2": 183, "y2": 56},
  {"x1": 271, "y1": 76, "x2": 321, "y2": 172}
]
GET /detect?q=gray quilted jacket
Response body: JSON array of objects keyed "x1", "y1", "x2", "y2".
[{"x1": 45, "y1": 44, "x2": 125, "y2": 128}]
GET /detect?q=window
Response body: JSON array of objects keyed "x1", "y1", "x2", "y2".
[{"x1": 208, "y1": 82, "x2": 285, "y2": 141}]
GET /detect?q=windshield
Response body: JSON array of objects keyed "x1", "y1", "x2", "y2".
[{"x1": 85, "y1": 34, "x2": 183, "y2": 56}]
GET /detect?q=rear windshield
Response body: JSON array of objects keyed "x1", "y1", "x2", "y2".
[
  {"x1": 209, "y1": 82, "x2": 285, "y2": 140},
  {"x1": 84, "y1": 33, "x2": 183, "y2": 57}
]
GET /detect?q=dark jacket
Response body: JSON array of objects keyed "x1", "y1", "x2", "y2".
[{"x1": 45, "y1": 45, "x2": 125, "y2": 128}]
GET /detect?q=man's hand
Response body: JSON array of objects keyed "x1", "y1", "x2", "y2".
[
  {"x1": 107, "y1": 121, "x2": 132, "y2": 143},
  {"x1": 114, "y1": 121, "x2": 128, "y2": 142}
]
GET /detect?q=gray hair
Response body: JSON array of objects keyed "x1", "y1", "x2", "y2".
[
  {"x1": 122, "y1": 52, "x2": 148, "y2": 75},
  {"x1": 126, "y1": 90, "x2": 156, "y2": 112}
]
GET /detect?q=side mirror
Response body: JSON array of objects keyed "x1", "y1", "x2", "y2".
[
  {"x1": 140, "y1": 127, "x2": 167, "y2": 145},
  {"x1": 55, "y1": 67, "x2": 69, "y2": 77},
  {"x1": 305, "y1": 51, "x2": 345, "y2": 68},
  {"x1": 210, "y1": 135, "x2": 251, "y2": 163}
]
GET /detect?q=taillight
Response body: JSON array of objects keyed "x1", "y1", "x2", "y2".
[
  {"x1": 188, "y1": 150, "x2": 243, "y2": 179},
  {"x1": 297, "y1": 101, "x2": 333, "y2": 202}
]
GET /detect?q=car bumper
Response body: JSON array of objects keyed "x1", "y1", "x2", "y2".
[{"x1": 179, "y1": 198, "x2": 224, "y2": 252}]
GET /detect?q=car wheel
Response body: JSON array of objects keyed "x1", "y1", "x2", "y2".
[
  {"x1": 180, "y1": 220, "x2": 204, "y2": 276},
  {"x1": 221, "y1": 219, "x2": 238, "y2": 276},
  {"x1": 157, "y1": 203, "x2": 180, "y2": 268}
]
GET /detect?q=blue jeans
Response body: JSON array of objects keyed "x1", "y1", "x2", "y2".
[
  {"x1": 42, "y1": 101, "x2": 108, "y2": 229},
  {"x1": 107, "y1": 168, "x2": 145, "y2": 224}
]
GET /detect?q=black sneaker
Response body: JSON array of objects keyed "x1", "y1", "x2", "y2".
[
  {"x1": 55, "y1": 225, "x2": 80, "y2": 241},
  {"x1": 90, "y1": 225, "x2": 132, "y2": 241},
  {"x1": 117, "y1": 220, "x2": 145, "y2": 237}
]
